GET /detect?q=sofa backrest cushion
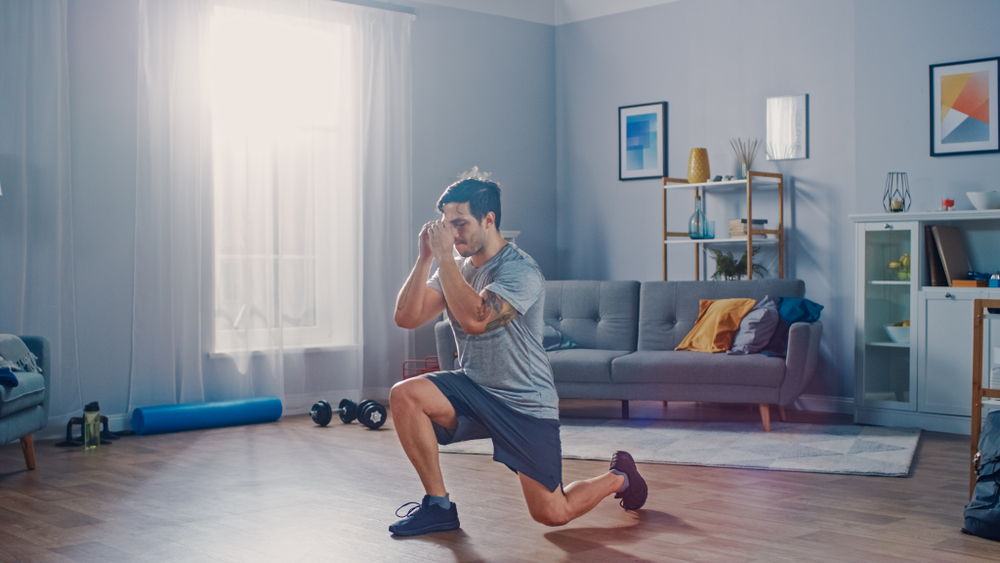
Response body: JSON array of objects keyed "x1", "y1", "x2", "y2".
[
  {"x1": 638, "y1": 280, "x2": 805, "y2": 351},
  {"x1": 544, "y1": 280, "x2": 640, "y2": 351}
]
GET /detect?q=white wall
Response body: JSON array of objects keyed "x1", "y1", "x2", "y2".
[
  {"x1": 855, "y1": 0, "x2": 1000, "y2": 212},
  {"x1": 407, "y1": 1, "x2": 557, "y2": 358},
  {"x1": 556, "y1": 0, "x2": 856, "y2": 399},
  {"x1": 555, "y1": 0, "x2": 1000, "y2": 402}
]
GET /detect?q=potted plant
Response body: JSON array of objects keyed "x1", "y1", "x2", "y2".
[{"x1": 709, "y1": 246, "x2": 768, "y2": 280}]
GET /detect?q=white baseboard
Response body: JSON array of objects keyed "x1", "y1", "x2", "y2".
[{"x1": 794, "y1": 394, "x2": 854, "y2": 415}]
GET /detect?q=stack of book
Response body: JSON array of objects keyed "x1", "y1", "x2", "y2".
[{"x1": 728, "y1": 218, "x2": 767, "y2": 239}]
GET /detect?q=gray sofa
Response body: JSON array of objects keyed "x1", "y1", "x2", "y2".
[{"x1": 434, "y1": 280, "x2": 823, "y2": 431}]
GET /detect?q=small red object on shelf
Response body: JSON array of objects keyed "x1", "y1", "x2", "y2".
[{"x1": 402, "y1": 356, "x2": 440, "y2": 379}]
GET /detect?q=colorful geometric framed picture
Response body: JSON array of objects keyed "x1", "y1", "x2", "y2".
[
  {"x1": 930, "y1": 57, "x2": 999, "y2": 156},
  {"x1": 619, "y1": 102, "x2": 667, "y2": 180}
]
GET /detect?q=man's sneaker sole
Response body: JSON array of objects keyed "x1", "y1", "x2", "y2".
[{"x1": 389, "y1": 520, "x2": 461, "y2": 537}]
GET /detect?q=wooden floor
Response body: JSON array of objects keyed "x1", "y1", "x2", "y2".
[{"x1": 0, "y1": 400, "x2": 996, "y2": 563}]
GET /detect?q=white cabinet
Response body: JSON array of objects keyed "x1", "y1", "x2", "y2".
[
  {"x1": 854, "y1": 221, "x2": 918, "y2": 414},
  {"x1": 918, "y1": 289, "x2": 974, "y2": 417},
  {"x1": 852, "y1": 210, "x2": 1000, "y2": 434}
]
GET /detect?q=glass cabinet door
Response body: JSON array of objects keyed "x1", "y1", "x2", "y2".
[{"x1": 858, "y1": 222, "x2": 917, "y2": 410}]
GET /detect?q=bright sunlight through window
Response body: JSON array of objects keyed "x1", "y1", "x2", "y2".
[{"x1": 209, "y1": 6, "x2": 359, "y2": 353}]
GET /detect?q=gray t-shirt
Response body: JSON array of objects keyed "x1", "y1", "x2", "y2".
[{"x1": 428, "y1": 243, "x2": 558, "y2": 419}]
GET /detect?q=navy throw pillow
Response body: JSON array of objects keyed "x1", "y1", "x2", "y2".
[{"x1": 761, "y1": 297, "x2": 824, "y2": 357}]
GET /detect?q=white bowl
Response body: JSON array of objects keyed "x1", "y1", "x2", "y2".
[
  {"x1": 884, "y1": 325, "x2": 910, "y2": 344},
  {"x1": 966, "y1": 191, "x2": 1000, "y2": 210}
]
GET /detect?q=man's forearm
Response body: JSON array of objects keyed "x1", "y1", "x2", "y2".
[
  {"x1": 394, "y1": 256, "x2": 434, "y2": 327},
  {"x1": 436, "y1": 257, "x2": 488, "y2": 332}
]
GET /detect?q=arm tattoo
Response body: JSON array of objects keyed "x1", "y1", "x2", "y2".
[
  {"x1": 484, "y1": 299, "x2": 518, "y2": 332},
  {"x1": 476, "y1": 291, "x2": 504, "y2": 321}
]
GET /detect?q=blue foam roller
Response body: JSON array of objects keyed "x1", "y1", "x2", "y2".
[{"x1": 131, "y1": 396, "x2": 282, "y2": 435}]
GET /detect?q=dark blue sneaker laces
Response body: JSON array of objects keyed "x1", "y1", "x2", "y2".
[
  {"x1": 610, "y1": 451, "x2": 648, "y2": 511},
  {"x1": 389, "y1": 495, "x2": 460, "y2": 537}
]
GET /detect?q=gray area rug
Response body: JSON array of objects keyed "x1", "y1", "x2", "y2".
[{"x1": 440, "y1": 418, "x2": 922, "y2": 477}]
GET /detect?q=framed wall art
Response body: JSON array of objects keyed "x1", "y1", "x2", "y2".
[
  {"x1": 765, "y1": 94, "x2": 809, "y2": 160},
  {"x1": 619, "y1": 102, "x2": 667, "y2": 180},
  {"x1": 930, "y1": 57, "x2": 999, "y2": 156}
]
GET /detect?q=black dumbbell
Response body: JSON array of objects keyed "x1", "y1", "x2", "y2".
[
  {"x1": 310, "y1": 398, "x2": 358, "y2": 426},
  {"x1": 356, "y1": 400, "x2": 387, "y2": 430},
  {"x1": 310, "y1": 398, "x2": 386, "y2": 429}
]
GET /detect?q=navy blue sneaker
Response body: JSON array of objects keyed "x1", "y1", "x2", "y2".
[
  {"x1": 611, "y1": 450, "x2": 648, "y2": 511},
  {"x1": 389, "y1": 495, "x2": 460, "y2": 537}
]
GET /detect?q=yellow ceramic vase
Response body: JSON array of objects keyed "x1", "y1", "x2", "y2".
[{"x1": 687, "y1": 148, "x2": 710, "y2": 184}]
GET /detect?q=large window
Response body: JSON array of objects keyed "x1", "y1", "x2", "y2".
[{"x1": 208, "y1": 6, "x2": 359, "y2": 353}]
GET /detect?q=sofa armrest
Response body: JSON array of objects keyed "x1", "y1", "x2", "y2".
[
  {"x1": 778, "y1": 321, "x2": 823, "y2": 405},
  {"x1": 434, "y1": 320, "x2": 457, "y2": 371},
  {"x1": 19, "y1": 335, "x2": 51, "y2": 419}
]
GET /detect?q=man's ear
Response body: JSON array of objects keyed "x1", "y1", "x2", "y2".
[{"x1": 483, "y1": 211, "x2": 496, "y2": 231}]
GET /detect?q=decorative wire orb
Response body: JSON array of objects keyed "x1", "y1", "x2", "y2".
[{"x1": 882, "y1": 172, "x2": 911, "y2": 213}]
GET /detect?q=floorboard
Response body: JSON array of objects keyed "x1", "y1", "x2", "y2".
[{"x1": 0, "y1": 400, "x2": 995, "y2": 562}]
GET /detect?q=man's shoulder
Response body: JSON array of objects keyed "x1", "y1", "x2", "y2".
[{"x1": 497, "y1": 243, "x2": 543, "y2": 277}]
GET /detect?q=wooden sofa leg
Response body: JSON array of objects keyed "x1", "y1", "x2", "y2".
[
  {"x1": 622, "y1": 400, "x2": 629, "y2": 419},
  {"x1": 20, "y1": 434, "x2": 36, "y2": 470},
  {"x1": 759, "y1": 404, "x2": 771, "y2": 432},
  {"x1": 778, "y1": 405, "x2": 787, "y2": 422}
]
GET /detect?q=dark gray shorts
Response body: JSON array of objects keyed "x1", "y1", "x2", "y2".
[{"x1": 426, "y1": 370, "x2": 563, "y2": 492}]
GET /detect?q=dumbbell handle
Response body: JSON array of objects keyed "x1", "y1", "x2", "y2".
[{"x1": 310, "y1": 406, "x2": 350, "y2": 415}]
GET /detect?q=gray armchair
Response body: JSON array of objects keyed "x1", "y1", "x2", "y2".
[{"x1": 0, "y1": 335, "x2": 50, "y2": 470}]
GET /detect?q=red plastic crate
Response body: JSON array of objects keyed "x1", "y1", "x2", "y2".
[{"x1": 402, "y1": 356, "x2": 440, "y2": 379}]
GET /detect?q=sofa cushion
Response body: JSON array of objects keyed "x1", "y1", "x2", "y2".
[
  {"x1": 548, "y1": 349, "x2": 633, "y2": 384},
  {"x1": 762, "y1": 297, "x2": 825, "y2": 358},
  {"x1": 638, "y1": 280, "x2": 805, "y2": 351},
  {"x1": 611, "y1": 350, "x2": 786, "y2": 386},
  {"x1": 0, "y1": 370, "x2": 45, "y2": 417},
  {"x1": 544, "y1": 281, "x2": 640, "y2": 351},
  {"x1": 675, "y1": 298, "x2": 756, "y2": 352},
  {"x1": 728, "y1": 295, "x2": 780, "y2": 355}
]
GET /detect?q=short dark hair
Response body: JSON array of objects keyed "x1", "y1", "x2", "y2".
[{"x1": 436, "y1": 179, "x2": 502, "y2": 231}]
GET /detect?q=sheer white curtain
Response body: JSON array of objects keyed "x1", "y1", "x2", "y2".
[
  {"x1": 0, "y1": 0, "x2": 83, "y2": 426},
  {"x1": 132, "y1": 0, "x2": 412, "y2": 413}
]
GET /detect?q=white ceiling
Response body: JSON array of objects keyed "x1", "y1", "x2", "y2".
[{"x1": 403, "y1": 0, "x2": 682, "y2": 26}]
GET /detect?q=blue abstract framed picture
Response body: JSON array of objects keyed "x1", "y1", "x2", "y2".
[
  {"x1": 619, "y1": 102, "x2": 667, "y2": 180},
  {"x1": 930, "y1": 57, "x2": 999, "y2": 156}
]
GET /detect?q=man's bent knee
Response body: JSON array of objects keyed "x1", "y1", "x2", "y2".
[
  {"x1": 391, "y1": 377, "x2": 432, "y2": 409},
  {"x1": 389, "y1": 376, "x2": 457, "y2": 429},
  {"x1": 528, "y1": 504, "x2": 570, "y2": 527}
]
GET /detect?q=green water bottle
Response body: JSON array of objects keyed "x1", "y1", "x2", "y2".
[{"x1": 83, "y1": 402, "x2": 101, "y2": 449}]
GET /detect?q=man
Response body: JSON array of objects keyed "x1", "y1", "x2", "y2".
[{"x1": 390, "y1": 176, "x2": 647, "y2": 537}]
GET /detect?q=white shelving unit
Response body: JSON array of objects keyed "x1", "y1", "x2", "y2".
[
  {"x1": 852, "y1": 210, "x2": 1000, "y2": 434},
  {"x1": 661, "y1": 171, "x2": 784, "y2": 280}
]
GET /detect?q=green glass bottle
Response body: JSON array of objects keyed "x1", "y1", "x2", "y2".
[{"x1": 83, "y1": 402, "x2": 100, "y2": 449}]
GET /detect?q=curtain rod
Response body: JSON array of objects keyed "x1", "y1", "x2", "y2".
[{"x1": 330, "y1": 0, "x2": 417, "y2": 17}]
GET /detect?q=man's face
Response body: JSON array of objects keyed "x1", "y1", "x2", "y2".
[{"x1": 441, "y1": 202, "x2": 490, "y2": 257}]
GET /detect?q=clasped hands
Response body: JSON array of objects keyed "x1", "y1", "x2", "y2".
[{"x1": 419, "y1": 220, "x2": 455, "y2": 261}]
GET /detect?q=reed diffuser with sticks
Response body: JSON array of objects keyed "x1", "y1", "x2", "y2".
[{"x1": 730, "y1": 138, "x2": 759, "y2": 179}]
